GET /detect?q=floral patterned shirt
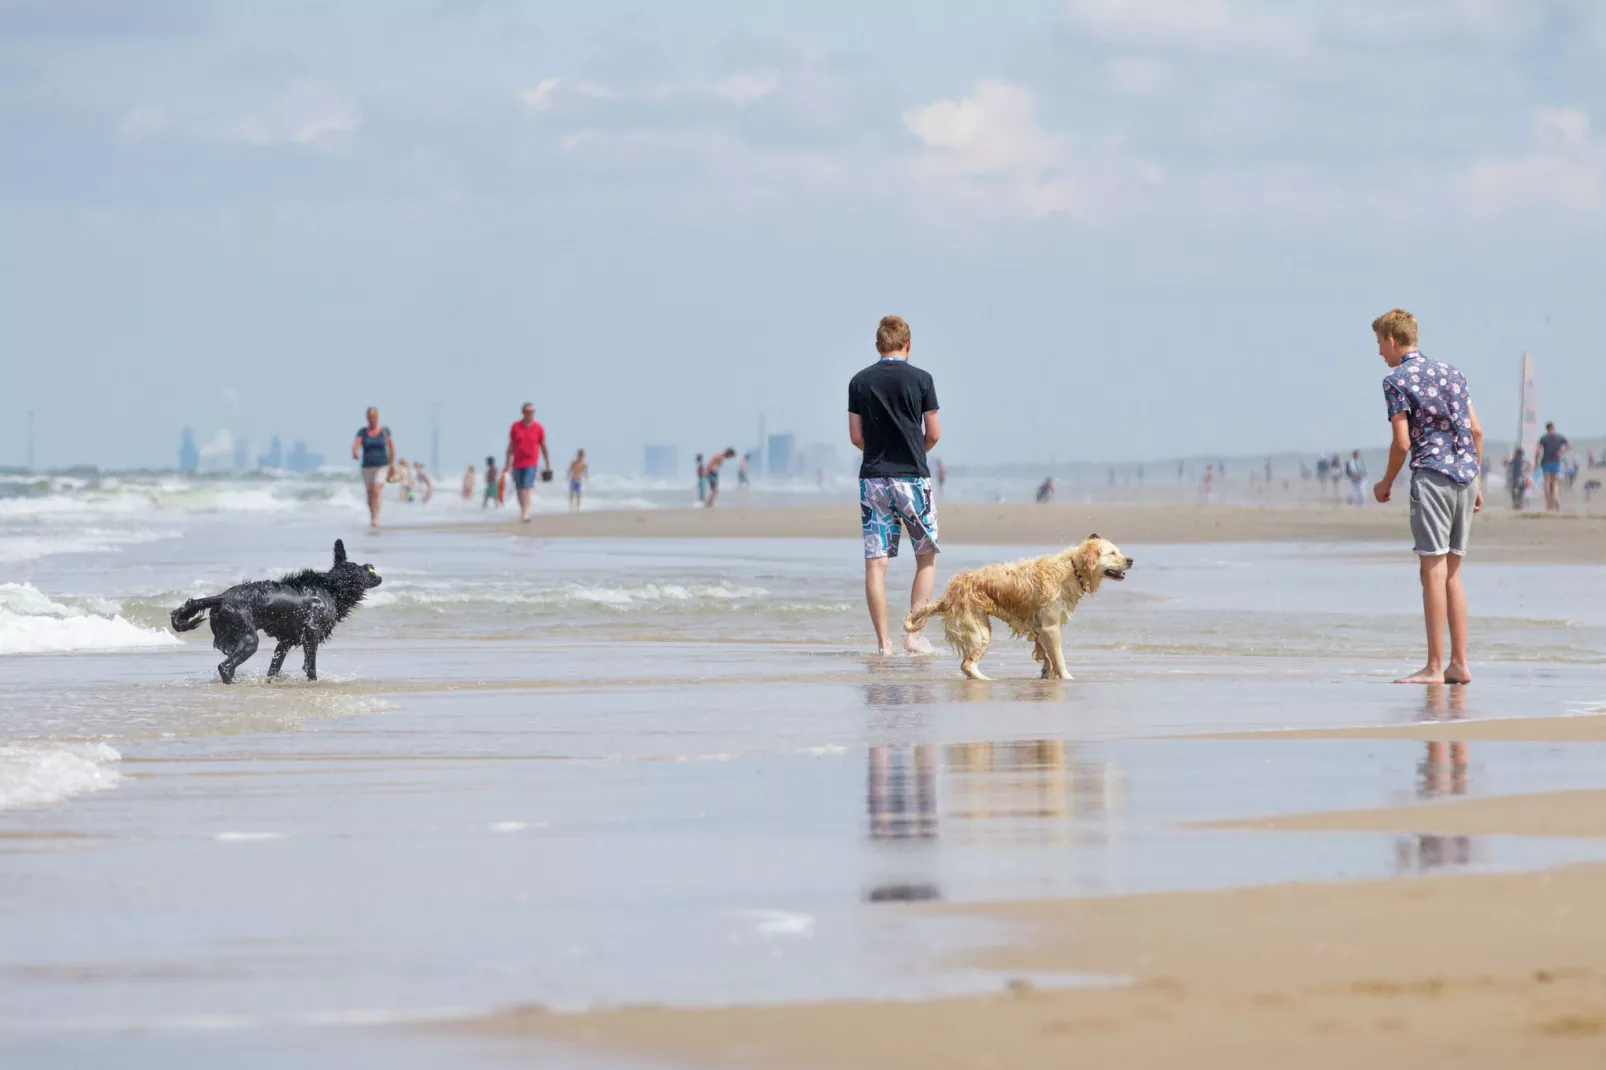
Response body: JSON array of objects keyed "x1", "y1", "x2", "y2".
[{"x1": 1382, "y1": 352, "x2": 1479, "y2": 485}]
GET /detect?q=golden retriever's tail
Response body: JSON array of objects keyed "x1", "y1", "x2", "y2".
[{"x1": 904, "y1": 599, "x2": 942, "y2": 633}]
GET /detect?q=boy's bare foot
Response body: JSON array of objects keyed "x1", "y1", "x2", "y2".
[
  {"x1": 1444, "y1": 662, "x2": 1472, "y2": 684},
  {"x1": 904, "y1": 635, "x2": 935, "y2": 655},
  {"x1": 1395, "y1": 666, "x2": 1446, "y2": 684},
  {"x1": 876, "y1": 644, "x2": 896, "y2": 656}
]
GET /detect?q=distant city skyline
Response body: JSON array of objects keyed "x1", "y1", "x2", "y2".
[{"x1": 4, "y1": 2, "x2": 1605, "y2": 471}]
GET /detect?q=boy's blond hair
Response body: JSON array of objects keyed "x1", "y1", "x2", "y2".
[
  {"x1": 1371, "y1": 308, "x2": 1419, "y2": 347},
  {"x1": 876, "y1": 315, "x2": 911, "y2": 354}
]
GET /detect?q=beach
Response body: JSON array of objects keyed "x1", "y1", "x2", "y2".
[
  {"x1": 4, "y1": 472, "x2": 1606, "y2": 1067},
  {"x1": 474, "y1": 501, "x2": 1606, "y2": 562}
]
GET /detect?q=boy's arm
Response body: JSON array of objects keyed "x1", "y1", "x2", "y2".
[
  {"x1": 1373, "y1": 414, "x2": 1411, "y2": 503},
  {"x1": 923, "y1": 411, "x2": 941, "y2": 452},
  {"x1": 848, "y1": 413, "x2": 864, "y2": 450},
  {"x1": 1469, "y1": 403, "x2": 1484, "y2": 512}
]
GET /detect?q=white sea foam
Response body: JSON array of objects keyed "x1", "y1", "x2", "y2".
[
  {"x1": 0, "y1": 583, "x2": 181, "y2": 655},
  {"x1": 740, "y1": 909, "x2": 816, "y2": 938},
  {"x1": 0, "y1": 742, "x2": 122, "y2": 810},
  {"x1": 367, "y1": 582, "x2": 770, "y2": 611},
  {"x1": 0, "y1": 527, "x2": 180, "y2": 565},
  {"x1": 213, "y1": 831, "x2": 291, "y2": 842}
]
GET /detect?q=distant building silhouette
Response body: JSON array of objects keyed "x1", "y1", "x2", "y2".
[
  {"x1": 767, "y1": 433, "x2": 794, "y2": 478},
  {"x1": 258, "y1": 435, "x2": 284, "y2": 469},
  {"x1": 643, "y1": 445, "x2": 679, "y2": 478},
  {"x1": 286, "y1": 441, "x2": 323, "y2": 472},
  {"x1": 178, "y1": 428, "x2": 199, "y2": 472}
]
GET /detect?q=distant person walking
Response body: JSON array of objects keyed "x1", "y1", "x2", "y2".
[
  {"x1": 1344, "y1": 449, "x2": 1368, "y2": 506},
  {"x1": 1506, "y1": 447, "x2": 1526, "y2": 510},
  {"x1": 352, "y1": 408, "x2": 394, "y2": 530},
  {"x1": 705, "y1": 448, "x2": 737, "y2": 507},
  {"x1": 461, "y1": 464, "x2": 476, "y2": 501},
  {"x1": 1534, "y1": 421, "x2": 1571, "y2": 513},
  {"x1": 695, "y1": 454, "x2": 707, "y2": 504},
  {"x1": 737, "y1": 453, "x2": 750, "y2": 489},
  {"x1": 848, "y1": 315, "x2": 940, "y2": 656},
  {"x1": 1369, "y1": 308, "x2": 1483, "y2": 685},
  {"x1": 1035, "y1": 477, "x2": 1054, "y2": 503},
  {"x1": 566, "y1": 449, "x2": 589, "y2": 512},
  {"x1": 937, "y1": 459, "x2": 947, "y2": 495},
  {"x1": 483, "y1": 456, "x2": 501, "y2": 509},
  {"x1": 503, "y1": 403, "x2": 552, "y2": 523},
  {"x1": 414, "y1": 462, "x2": 433, "y2": 504}
]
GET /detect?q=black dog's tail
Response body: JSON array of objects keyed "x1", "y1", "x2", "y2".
[{"x1": 170, "y1": 596, "x2": 222, "y2": 632}]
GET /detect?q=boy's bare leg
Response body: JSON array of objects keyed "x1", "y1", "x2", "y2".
[
  {"x1": 1398, "y1": 553, "x2": 1449, "y2": 683},
  {"x1": 865, "y1": 556, "x2": 894, "y2": 656},
  {"x1": 905, "y1": 550, "x2": 937, "y2": 654},
  {"x1": 1444, "y1": 553, "x2": 1472, "y2": 683}
]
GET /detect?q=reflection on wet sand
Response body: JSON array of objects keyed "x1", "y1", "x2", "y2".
[
  {"x1": 1396, "y1": 683, "x2": 1479, "y2": 874},
  {"x1": 864, "y1": 737, "x2": 1120, "y2": 902}
]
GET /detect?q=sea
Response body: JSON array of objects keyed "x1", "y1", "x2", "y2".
[{"x1": 3, "y1": 469, "x2": 1606, "y2": 1068}]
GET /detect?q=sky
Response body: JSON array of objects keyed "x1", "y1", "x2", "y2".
[{"x1": 3, "y1": 0, "x2": 1605, "y2": 472}]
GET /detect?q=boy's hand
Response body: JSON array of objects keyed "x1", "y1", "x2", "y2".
[
  {"x1": 1373, "y1": 480, "x2": 1390, "y2": 503},
  {"x1": 1474, "y1": 487, "x2": 1483, "y2": 513}
]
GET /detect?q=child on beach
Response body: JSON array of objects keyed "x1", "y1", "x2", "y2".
[
  {"x1": 567, "y1": 449, "x2": 588, "y2": 512},
  {"x1": 483, "y1": 457, "x2": 500, "y2": 509},
  {"x1": 1369, "y1": 308, "x2": 1484, "y2": 685}
]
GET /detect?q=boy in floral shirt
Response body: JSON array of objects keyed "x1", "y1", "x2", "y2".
[{"x1": 1370, "y1": 309, "x2": 1484, "y2": 684}]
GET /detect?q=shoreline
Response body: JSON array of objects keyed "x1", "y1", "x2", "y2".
[{"x1": 418, "y1": 502, "x2": 1606, "y2": 561}]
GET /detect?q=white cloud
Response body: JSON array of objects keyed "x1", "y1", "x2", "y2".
[
  {"x1": 904, "y1": 79, "x2": 1160, "y2": 219},
  {"x1": 516, "y1": 72, "x2": 780, "y2": 111},
  {"x1": 707, "y1": 71, "x2": 779, "y2": 106},
  {"x1": 1463, "y1": 107, "x2": 1605, "y2": 217},
  {"x1": 1106, "y1": 57, "x2": 1174, "y2": 96},
  {"x1": 117, "y1": 106, "x2": 170, "y2": 143},
  {"x1": 1062, "y1": 0, "x2": 1305, "y2": 52},
  {"x1": 517, "y1": 77, "x2": 560, "y2": 112},
  {"x1": 207, "y1": 82, "x2": 361, "y2": 150}
]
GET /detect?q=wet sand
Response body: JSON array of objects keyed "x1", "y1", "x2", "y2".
[
  {"x1": 450, "y1": 502, "x2": 1606, "y2": 561},
  {"x1": 462, "y1": 859, "x2": 1606, "y2": 1068},
  {"x1": 1201, "y1": 714, "x2": 1606, "y2": 743},
  {"x1": 1202, "y1": 789, "x2": 1606, "y2": 838}
]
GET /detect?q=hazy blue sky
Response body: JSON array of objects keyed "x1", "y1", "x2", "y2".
[{"x1": 3, "y1": 0, "x2": 1605, "y2": 472}]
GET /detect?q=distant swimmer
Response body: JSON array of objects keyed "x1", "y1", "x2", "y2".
[
  {"x1": 504, "y1": 402, "x2": 552, "y2": 523},
  {"x1": 462, "y1": 464, "x2": 475, "y2": 501},
  {"x1": 352, "y1": 408, "x2": 394, "y2": 530},
  {"x1": 737, "y1": 453, "x2": 750, "y2": 489},
  {"x1": 567, "y1": 449, "x2": 589, "y2": 512},
  {"x1": 695, "y1": 454, "x2": 707, "y2": 504},
  {"x1": 414, "y1": 462, "x2": 433, "y2": 504},
  {"x1": 704, "y1": 448, "x2": 737, "y2": 507},
  {"x1": 1534, "y1": 421, "x2": 1571, "y2": 513},
  {"x1": 848, "y1": 314, "x2": 940, "y2": 657},
  {"x1": 483, "y1": 456, "x2": 501, "y2": 510},
  {"x1": 1370, "y1": 308, "x2": 1483, "y2": 686}
]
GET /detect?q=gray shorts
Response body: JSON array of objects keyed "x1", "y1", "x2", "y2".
[{"x1": 1409, "y1": 469, "x2": 1476, "y2": 556}]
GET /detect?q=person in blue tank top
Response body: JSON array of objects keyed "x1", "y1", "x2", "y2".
[{"x1": 351, "y1": 407, "x2": 395, "y2": 530}]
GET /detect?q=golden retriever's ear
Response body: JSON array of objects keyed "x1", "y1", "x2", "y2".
[{"x1": 1080, "y1": 540, "x2": 1101, "y2": 576}]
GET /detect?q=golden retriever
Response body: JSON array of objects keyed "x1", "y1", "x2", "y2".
[{"x1": 904, "y1": 535, "x2": 1132, "y2": 680}]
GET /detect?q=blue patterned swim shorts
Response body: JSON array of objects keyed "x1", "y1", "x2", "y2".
[{"x1": 860, "y1": 478, "x2": 939, "y2": 560}]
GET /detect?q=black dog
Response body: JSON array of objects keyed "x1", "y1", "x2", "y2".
[{"x1": 170, "y1": 539, "x2": 382, "y2": 683}]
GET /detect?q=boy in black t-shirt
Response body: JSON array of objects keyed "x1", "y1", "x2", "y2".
[{"x1": 848, "y1": 315, "x2": 942, "y2": 656}]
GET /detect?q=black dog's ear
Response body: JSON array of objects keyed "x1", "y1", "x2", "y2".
[{"x1": 333, "y1": 539, "x2": 347, "y2": 565}]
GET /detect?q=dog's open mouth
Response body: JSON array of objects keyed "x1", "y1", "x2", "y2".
[{"x1": 1103, "y1": 568, "x2": 1128, "y2": 581}]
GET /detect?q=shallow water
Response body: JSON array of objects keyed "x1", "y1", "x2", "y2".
[{"x1": 3, "y1": 485, "x2": 1606, "y2": 1067}]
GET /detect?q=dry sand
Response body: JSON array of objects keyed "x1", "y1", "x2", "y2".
[
  {"x1": 456, "y1": 502, "x2": 1606, "y2": 561},
  {"x1": 461, "y1": 860, "x2": 1606, "y2": 1068}
]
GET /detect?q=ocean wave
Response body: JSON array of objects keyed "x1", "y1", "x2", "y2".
[
  {"x1": 0, "y1": 742, "x2": 121, "y2": 810},
  {"x1": 0, "y1": 527, "x2": 180, "y2": 565},
  {"x1": 366, "y1": 582, "x2": 770, "y2": 610},
  {"x1": 0, "y1": 583, "x2": 182, "y2": 656}
]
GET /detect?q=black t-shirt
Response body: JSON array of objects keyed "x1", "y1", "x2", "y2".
[
  {"x1": 848, "y1": 358, "x2": 939, "y2": 479},
  {"x1": 1539, "y1": 432, "x2": 1569, "y2": 464}
]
